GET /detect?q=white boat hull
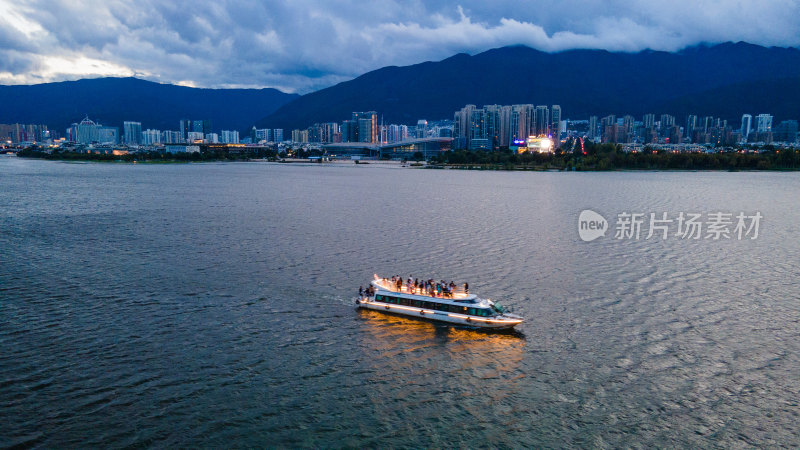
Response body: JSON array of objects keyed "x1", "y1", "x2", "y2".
[{"x1": 357, "y1": 298, "x2": 522, "y2": 329}]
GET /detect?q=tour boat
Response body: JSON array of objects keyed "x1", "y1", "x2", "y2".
[{"x1": 356, "y1": 275, "x2": 523, "y2": 329}]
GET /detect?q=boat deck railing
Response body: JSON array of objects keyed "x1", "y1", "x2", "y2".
[{"x1": 373, "y1": 278, "x2": 470, "y2": 300}]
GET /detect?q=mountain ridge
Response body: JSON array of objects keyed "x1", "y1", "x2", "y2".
[
  {"x1": 0, "y1": 77, "x2": 298, "y2": 134},
  {"x1": 257, "y1": 42, "x2": 800, "y2": 129}
]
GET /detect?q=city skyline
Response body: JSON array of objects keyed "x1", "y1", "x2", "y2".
[
  {"x1": 4, "y1": 105, "x2": 798, "y2": 149},
  {"x1": 2, "y1": 1, "x2": 800, "y2": 93}
]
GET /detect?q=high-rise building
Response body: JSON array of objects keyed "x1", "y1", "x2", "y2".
[
  {"x1": 0, "y1": 123, "x2": 49, "y2": 143},
  {"x1": 686, "y1": 115, "x2": 697, "y2": 136},
  {"x1": 142, "y1": 129, "x2": 161, "y2": 145},
  {"x1": 192, "y1": 120, "x2": 204, "y2": 134},
  {"x1": 357, "y1": 118, "x2": 373, "y2": 143},
  {"x1": 588, "y1": 116, "x2": 598, "y2": 140},
  {"x1": 341, "y1": 120, "x2": 357, "y2": 142},
  {"x1": 668, "y1": 126, "x2": 682, "y2": 144},
  {"x1": 701, "y1": 116, "x2": 714, "y2": 133},
  {"x1": 535, "y1": 105, "x2": 549, "y2": 136},
  {"x1": 221, "y1": 130, "x2": 239, "y2": 144},
  {"x1": 618, "y1": 115, "x2": 634, "y2": 144},
  {"x1": 740, "y1": 114, "x2": 752, "y2": 141},
  {"x1": 321, "y1": 122, "x2": 339, "y2": 143},
  {"x1": 453, "y1": 104, "x2": 476, "y2": 149},
  {"x1": 162, "y1": 130, "x2": 183, "y2": 144},
  {"x1": 498, "y1": 105, "x2": 512, "y2": 147},
  {"x1": 123, "y1": 121, "x2": 142, "y2": 145},
  {"x1": 387, "y1": 124, "x2": 402, "y2": 143},
  {"x1": 179, "y1": 120, "x2": 191, "y2": 140},
  {"x1": 187, "y1": 131, "x2": 204, "y2": 142},
  {"x1": 72, "y1": 116, "x2": 100, "y2": 143},
  {"x1": 550, "y1": 105, "x2": 561, "y2": 138},
  {"x1": 469, "y1": 109, "x2": 485, "y2": 143},
  {"x1": 307, "y1": 124, "x2": 321, "y2": 143},
  {"x1": 353, "y1": 111, "x2": 377, "y2": 143},
  {"x1": 416, "y1": 120, "x2": 428, "y2": 139},
  {"x1": 483, "y1": 105, "x2": 501, "y2": 148},
  {"x1": 511, "y1": 104, "x2": 533, "y2": 142},
  {"x1": 756, "y1": 114, "x2": 772, "y2": 133},
  {"x1": 600, "y1": 115, "x2": 616, "y2": 142},
  {"x1": 290, "y1": 129, "x2": 309, "y2": 143},
  {"x1": 273, "y1": 129, "x2": 284, "y2": 142},
  {"x1": 255, "y1": 128, "x2": 271, "y2": 142},
  {"x1": 643, "y1": 114, "x2": 655, "y2": 129},
  {"x1": 97, "y1": 126, "x2": 118, "y2": 144},
  {"x1": 659, "y1": 114, "x2": 675, "y2": 137},
  {"x1": 179, "y1": 119, "x2": 211, "y2": 140}
]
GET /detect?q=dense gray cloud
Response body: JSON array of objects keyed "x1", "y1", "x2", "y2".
[{"x1": 1, "y1": 0, "x2": 799, "y2": 92}]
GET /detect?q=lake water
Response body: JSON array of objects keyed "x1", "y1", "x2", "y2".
[{"x1": 2, "y1": 157, "x2": 799, "y2": 447}]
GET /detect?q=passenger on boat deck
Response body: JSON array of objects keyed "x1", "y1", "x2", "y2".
[
  {"x1": 464, "y1": 282, "x2": 469, "y2": 294},
  {"x1": 359, "y1": 286, "x2": 363, "y2": 297}
]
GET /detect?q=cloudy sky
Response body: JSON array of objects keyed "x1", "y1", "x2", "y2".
[{"x1": 1, "y1": 0, "x2": 799, "y2": 93}]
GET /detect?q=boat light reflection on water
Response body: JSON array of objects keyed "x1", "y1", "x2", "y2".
[{"x1": 356, "y1": 309, "x2": 527, "y2": 384}]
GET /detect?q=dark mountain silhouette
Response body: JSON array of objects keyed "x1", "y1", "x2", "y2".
[
  {"x1": 0, "y1": 77, "x2": 298, "y2": 133},
  {"x1": 257, "y1": 42, "x2": 800, "y2": 129}
]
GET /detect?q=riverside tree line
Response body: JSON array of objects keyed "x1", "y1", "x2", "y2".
[{"x1": 429, "y1": 140, "x2": 800, "y2": 170}]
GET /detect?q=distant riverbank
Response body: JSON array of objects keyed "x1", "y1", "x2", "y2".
[
  {"x1": 16, "y1": 148, "x2": 266, "y2": 163},
  {"x1": 15, "y1": 145, "x2": 800, "y2": 171}
]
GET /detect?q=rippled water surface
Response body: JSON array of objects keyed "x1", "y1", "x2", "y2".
[{"x1": 2, "y1": 157, "x2": 799, "y2": 447}]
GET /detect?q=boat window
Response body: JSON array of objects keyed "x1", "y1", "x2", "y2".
[{"x1": 491, "y1": 303, "x2": 505, "y2": 314}]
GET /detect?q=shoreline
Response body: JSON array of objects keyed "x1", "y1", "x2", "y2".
[{"x1": 10, "y1": 155, "x2": 800, "y2": 171}]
